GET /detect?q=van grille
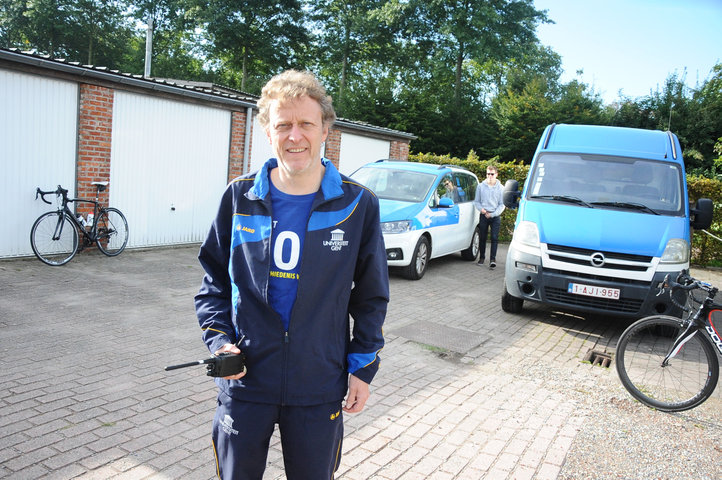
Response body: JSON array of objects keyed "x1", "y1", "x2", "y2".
[
  {"x1": 544, "y1": 268, "x2": 650, "y2": 286},
  {"x1": 546, "y1": 244, "x2": 653, "y2": 273}
]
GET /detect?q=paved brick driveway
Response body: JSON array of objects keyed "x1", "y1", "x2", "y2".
[{"x1": 1, "y1": 245, "x2": 719, "y2": 479}]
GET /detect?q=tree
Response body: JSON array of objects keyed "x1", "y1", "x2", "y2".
[
  {"x1": 554, "y1": 80, "x2": 605, "y2": 125},
  {"x1": 608, "y1": 68, "x2": 721, "y2": 173},
  {"x1": 376, "y1": 0, "x2": 549, "y2": 157},
  {"x1": 0, "y1": 0, "x2": 31, "y2": 48},
  {"x1": 491, "y1": 72, "x2": 605, "y2": 163},
  {"x1": 193, "y1": 0, "x2": 309, "y2": 93},
  {"x1": 1, "y1": 0, "x2": 134, "y2": 67},
  {"x1": 69, "y1": 0, "x2": 134, "y2": 66},
  {"x1": 491, "y1": 77, "x2": 554, "y2": 162},
  {"x1": 407, "y1": 0, "x2": 548, "y2": 107},
  {"x1": 309, "y1": 0, "x2": 397, "y2": 117},
  {"x1": 4, "y1": 0, "x2": 74, "y2": 57},
  {"x1": 688, "y1": 64, "x2": 722, "y2": 170},
  {"x1": 122, "y1": 0, "x2": 210, "y2": 79}
]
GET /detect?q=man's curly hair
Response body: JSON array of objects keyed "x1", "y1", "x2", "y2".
[{"x1": 257, "y1": 70, "x2": 336, "y2": 129}]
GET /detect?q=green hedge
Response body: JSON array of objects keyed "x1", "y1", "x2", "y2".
[
  {"x1": 688, "y1": 176, "x2": 722, "y2": 266},
  {"x1": 409, "y1": 152, "x2": 722, "y2": 267}
]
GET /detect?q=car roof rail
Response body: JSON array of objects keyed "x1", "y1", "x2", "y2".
[
  {"x1": 439, "y1": 163, "x2": 470, "y2": 172},
  {"x1": 375, "y1": 158, "x2": 390, "y2": 163}
]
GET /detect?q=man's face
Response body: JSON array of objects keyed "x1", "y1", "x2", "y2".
[
  {"x1": 265, "y1": 95, "x2": 329, "y2": 179},
  {"x1": 486, "y1": 170, "x2": 497, "y2": 184}
]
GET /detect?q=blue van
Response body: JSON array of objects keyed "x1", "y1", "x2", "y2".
[{"x1": 502, "y1": 124, "x2": 713, "y2": 317}]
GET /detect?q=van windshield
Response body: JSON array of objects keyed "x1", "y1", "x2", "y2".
[
  {"x1": 351, "y1": 167, "x2": 436, "y2": 202},
  {"x1": 526, "y1": 153, "x2": 684, "y2": 216}
]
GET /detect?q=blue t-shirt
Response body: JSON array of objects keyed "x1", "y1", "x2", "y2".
[{"x1": 268, "y1": 181, "x2": 316, "y2": 332}]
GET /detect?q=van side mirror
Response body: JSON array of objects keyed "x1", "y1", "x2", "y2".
[
  {"x1": 503, "y1": 179, "x2": 520, "y2": 209},
  {"x1": 690, "y1": 198, "x2": 713, "y2": 230}
]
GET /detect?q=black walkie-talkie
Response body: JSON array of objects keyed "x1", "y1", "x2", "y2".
[{"x1": 165, "y1": 335, "x2": 246, "y2": 377}]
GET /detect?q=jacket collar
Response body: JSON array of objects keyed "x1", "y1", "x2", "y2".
[{"x1": 248, "y1": 157, "x2": 344, "y2": 201}]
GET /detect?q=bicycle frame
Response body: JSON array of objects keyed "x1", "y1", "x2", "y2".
[
  {"x1": 65, "y1": 198, "x2": 101, "y2": 241},
  {"x1": 704, "y1": 308, "x2": 722, "y2": 355},
  {"x1": 43, "y1": 187, "x2": 103, "y2": 243},
  {"x1": 663, "y1": 285, "x2": 722, "y2": 366}
]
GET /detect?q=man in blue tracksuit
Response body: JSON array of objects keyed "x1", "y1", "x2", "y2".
[{"x1": 195, "y1": 70, "x2": 389, "y2": 480}]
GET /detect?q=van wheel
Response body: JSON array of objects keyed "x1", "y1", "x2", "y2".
[
  {"x1": 461, "y1": 227, "x2": 480, "y2": 261},
  {"x1": 502, "y1": 283, "x2": 524, "y2": 313},
  {"x1": 403, "y1": 236, "x2": 429, "y2": 280}
]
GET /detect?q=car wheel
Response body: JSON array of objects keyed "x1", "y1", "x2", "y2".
[
  {"x1": 461, "y1": 227, "x2": 480, "y2": 261},
  {"x1": 403, "y1": 236, "x2": 430, "y2": 280},
  {"x1": 501, "y1": 283, "x2": 524, "y2": 313}
]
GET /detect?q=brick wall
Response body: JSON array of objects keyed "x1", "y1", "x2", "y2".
[
  {"x1": 76, "y1": 84, "x2": 113, "y2": 213},
  {"x1": 325, "y1": 129, "x2": 342, "y2": 169},
  {"x1": 390, "y1": 140, "x2": 410, "y2": 161},
  {"x1": 228, "y1": 110, "x2": 250, "y2": 181}
]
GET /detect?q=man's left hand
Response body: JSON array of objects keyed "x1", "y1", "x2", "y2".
[{"x1": 343, "y1": 375, "x2": 370, "y2": 413}]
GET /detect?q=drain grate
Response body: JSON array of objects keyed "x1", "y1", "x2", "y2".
[{"x1": 583, "y1": 349, "x2": 612, "y2": 368}]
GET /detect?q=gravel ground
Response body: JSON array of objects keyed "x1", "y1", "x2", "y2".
[
  {"x1": 554, "y1": 266, "x2": 722, "y2": 480},
  {"x1": 548, "y1": 362, "x2": 720, "y2": 480}
]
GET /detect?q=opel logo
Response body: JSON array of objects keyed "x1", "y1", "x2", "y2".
[{"x1": 590, "y1": 252, "x2": 605, "y2": 267}]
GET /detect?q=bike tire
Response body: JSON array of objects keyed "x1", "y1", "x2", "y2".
[
  {"x1": 96, "y1": 207, "x2": 128, "y2": 256},
  {"x1": 30, "y1": 212, "x2": 79, "y2": 266},
  {"x1": 615, "y1": 315, "x2": 719, "y2": 412}
]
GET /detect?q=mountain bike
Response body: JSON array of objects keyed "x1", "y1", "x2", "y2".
[
  {"x1": 615, "y1": 271, "x2": 722, "y2": 412},
  {"x1": 31, "y1": 183, "x2": 129, "y2": 266}
]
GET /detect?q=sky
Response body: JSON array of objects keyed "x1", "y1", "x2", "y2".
[{"x1": 532, "y1": 0, "x2": 722, "y2": 104}]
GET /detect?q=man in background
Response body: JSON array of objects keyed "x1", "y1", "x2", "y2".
[{"x1": 474, "y1": 164, "x2": 504, "y2": 269}]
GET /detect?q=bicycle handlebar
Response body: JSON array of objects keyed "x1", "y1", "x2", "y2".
[
  {"x1": 661, "y1": 271, "x2": 716, "y2": 312},
  {"x1": 35, "y1": 185, "x2": 68, "y2": 205}
]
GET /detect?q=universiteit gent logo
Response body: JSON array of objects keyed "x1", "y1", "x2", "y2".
[
  {"x1": 221, "y1": 414, "x2": 239, "y2": 436},
  {"x1": 323, "y1": 229, "x2": 349, "y2": 252}
]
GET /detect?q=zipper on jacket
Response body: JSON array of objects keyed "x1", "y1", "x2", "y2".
[{"x1": 281, "y1": 330, "x2": 289, "y2": 405}]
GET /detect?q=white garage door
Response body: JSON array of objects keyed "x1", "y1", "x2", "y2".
[
  {"x1": 0, "y1": 69, "x2": 78, "y2": 258},
  {"x1": 339, "y1": 133, "x2": 390, "y2": 175},
  {"x1": 110, "y1": 91, "x2": 231, "y2": 248},
  {"x1": 249, "y1": 115, "x2": 274, "y2": 175}
]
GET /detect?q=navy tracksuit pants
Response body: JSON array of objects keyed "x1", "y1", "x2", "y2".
[{"x1": 212, "y1": 391, "x2": 344, "y2": 480}]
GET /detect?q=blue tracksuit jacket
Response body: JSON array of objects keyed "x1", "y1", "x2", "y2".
[{"x1": 195, "y1": 158, "x2": 389, "y2": 406}]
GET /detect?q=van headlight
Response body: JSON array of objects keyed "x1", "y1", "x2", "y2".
[
  {"x1": 382, "y1": 220, "x2": 412, "y2": 234},
  {"x1": 513, "y1": 221, "x2": 540, "y2": 248},
  {"x1": 660, "y1": 238, "x2": 689, "y2": 263}
]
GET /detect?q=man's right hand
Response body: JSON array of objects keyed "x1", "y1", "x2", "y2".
[{"x1": 214, "y1": 343, "x2": 247, "y2": 380}]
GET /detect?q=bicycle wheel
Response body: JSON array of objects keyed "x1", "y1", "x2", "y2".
[
  {"x1": 615, "y1": 315, "x2": 719, "y2": 412},
  {"x1": 96, "y1": 207, "x2": 128, "y2": 256},
  {"x1": 30, "y1": 212, "x2": 79, "y2": 266}
]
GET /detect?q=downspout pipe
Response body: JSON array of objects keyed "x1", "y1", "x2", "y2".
[{"x1": 243, "y1": 107, "x2": 253, "y2": 174}]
